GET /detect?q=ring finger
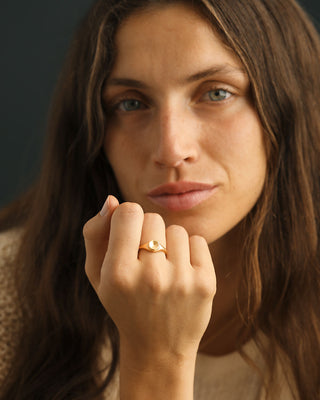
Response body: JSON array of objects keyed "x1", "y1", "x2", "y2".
[{"x1": 138, "y1": 213, "x2": 167, "y2": 261}]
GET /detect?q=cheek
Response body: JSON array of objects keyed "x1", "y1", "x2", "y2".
[
  {"x1": 205, "y1": 108, "x2": 266, "y2": 170},
  {"x1": 105, "y1": 113, "x2": 150, "y2": 158},
  {"x1": 104, "y1": 129, "x2": 147, "y2": 193},
  {"x1": 227, "y1": 120, "x2": 267, "y2": 196},
  {"x1": 105, "y1": 129, "x2": 134, "y2": 165}
]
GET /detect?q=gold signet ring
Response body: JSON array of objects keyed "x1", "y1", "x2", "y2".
[{"x1": 139, "y1": 240, "x2": 167, "y2": 255}]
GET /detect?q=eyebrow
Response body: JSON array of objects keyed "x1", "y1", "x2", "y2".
[
  {"x1": 185, "y1": 65, "x2": 246, "y2": 83},
  {"x1": 107, "y1": 64, "x2": 246, "y2": 89}
]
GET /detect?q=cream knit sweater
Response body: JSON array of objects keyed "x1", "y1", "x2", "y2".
[{"x1": 0, "y1": 230, "x2": 295, "y2": 399}]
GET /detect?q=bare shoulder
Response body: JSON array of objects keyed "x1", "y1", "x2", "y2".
[{"x1": 0, "y1": 228, "x2": 23, "y2": 387}]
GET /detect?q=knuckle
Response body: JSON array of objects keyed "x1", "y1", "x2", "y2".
[
  {"x1": 144, "y1": 267, "x2": 168, "y2": 294},
  {"x1": 107, "y1": 266, "x2": 133, "y2": 293},
  {"x1": 175, "y1": 280, "x2": 191, "y2": 297},
  {"x1": 82, "y1": 218, "x2": 97, "y2": 240},
  {"x1": 84, "y1": 259, "x2": 99, "y2": 289},
  {"x1": 114, "y1": 202, "x2": 143, "y2": 218},
  {"x1": 116, "y1": 202, "x2": 143, "y2": 217},
  {"x1": 144, "y1": 212, "x2": 164, "y2": 225},
  {"x1": 84, "y1": 261, "x2": 92, "y2": 280},
  {"x1": 146, "y1": 277, "x2": 163, "y2": 294},
  {"x1": 196, "y1": 276, "x2": 216, "y2": 298},
  {"x1": 167, "y1": 224, "x2": 188, "y2": 237},
  {"x1": 190, "y1": 234, "x2": 206, "y2": 245}
]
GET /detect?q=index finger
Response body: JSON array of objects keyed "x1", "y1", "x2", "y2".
[
  {"x1": 106, "y1": 202, "x2": 144, "y2": 265},
  {"x1": 83, "y1": 195, "x2": 119, "y2": 287}
]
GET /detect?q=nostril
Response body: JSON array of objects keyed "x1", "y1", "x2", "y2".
[
  {"x1": 154, "y1": 157, "x2": 184, "y2": 168},
  {"x1": 153, "y1": 150, "x2": 197, "y2": 168}
]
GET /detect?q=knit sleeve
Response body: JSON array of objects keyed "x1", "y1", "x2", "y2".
[{"x1": 0, "y1": 230, "x2": 22, "y2": 386}]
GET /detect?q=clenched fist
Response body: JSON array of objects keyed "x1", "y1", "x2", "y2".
[{"x1": 83, "y1": 195, "x2": 216, "y2": 377}]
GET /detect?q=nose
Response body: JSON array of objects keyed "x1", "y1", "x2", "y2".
[{"x1": 152, "y1": 107, "x2": 199, "y2": 168}]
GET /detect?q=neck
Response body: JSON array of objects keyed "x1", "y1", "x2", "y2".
[{"x1": 199, "y1": 224, "x2": 250, "y2": 356}]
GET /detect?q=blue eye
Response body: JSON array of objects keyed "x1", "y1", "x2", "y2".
[
  {"x1": 208, "y1": 89, "x2": 231, "y2": 101},
  {"x1": 118, "y1": 99, "x2": 142, "y2": 111}
]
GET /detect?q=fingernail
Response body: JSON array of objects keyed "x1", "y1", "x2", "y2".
[{"x1": 100, "y1": 196, "x2": 110, "y2": 217}]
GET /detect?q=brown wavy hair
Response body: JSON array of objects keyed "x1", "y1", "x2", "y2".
[{"x1": 1, "y1": 0, "x2": 320, "y2": 399}]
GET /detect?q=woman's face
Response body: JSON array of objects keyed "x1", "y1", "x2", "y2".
[{"x1": 103, "y1": 4, "x2": 267, "y2": 245}]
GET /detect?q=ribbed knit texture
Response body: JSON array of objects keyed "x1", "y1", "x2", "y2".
[{"x1": 0, "y1": 230, "x2": 22, "y2": 387}]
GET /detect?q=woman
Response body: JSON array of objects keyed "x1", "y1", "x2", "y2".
[{"x1": 0, "y1": 0, "x2": 319, "y2": 399}]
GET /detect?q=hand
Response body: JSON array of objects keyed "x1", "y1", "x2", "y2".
[{"x1": 83, "y1": 195, "x2": 216, "y2": 364}]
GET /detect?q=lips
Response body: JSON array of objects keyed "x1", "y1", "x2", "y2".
[{"x1": 147, "y1": 181, "x2": 217, "y2": 211}]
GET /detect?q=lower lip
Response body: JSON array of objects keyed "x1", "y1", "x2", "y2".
[{"x1": 148, "y1": 188, "x2": 217, "y2": 211}]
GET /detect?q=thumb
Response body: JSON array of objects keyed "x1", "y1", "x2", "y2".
[{"x1": 83, "y1": 195, "x2": 119, "y2": 288}]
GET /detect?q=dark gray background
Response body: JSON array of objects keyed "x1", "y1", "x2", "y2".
[{"x1": 1, "y1": 0, "x2": 320, "y2": 208}]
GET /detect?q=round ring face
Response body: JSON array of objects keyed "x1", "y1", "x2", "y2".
[
  {"x1": 148, "y1": 240, "x2": 161, "y2": 252},
  {"x1": 139, "y1": 240, "x2": 167, "y2": 254}
]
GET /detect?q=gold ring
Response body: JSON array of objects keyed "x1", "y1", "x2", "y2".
[{"x1": 139, "y1": 240, "x2": 167, "y2": 254}]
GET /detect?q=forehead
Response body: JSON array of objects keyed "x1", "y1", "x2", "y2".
[{"x1": 110, "y1": 3, "x2": 243, "y2": 83}]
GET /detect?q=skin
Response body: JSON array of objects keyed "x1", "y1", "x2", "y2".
[{"x1": 83, "y1": 4, "x2": 267, "y2": 399}]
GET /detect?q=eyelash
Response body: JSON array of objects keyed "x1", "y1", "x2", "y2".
[{"x1": 108, "y1": 87, "x2": 233, "y2": 113}]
